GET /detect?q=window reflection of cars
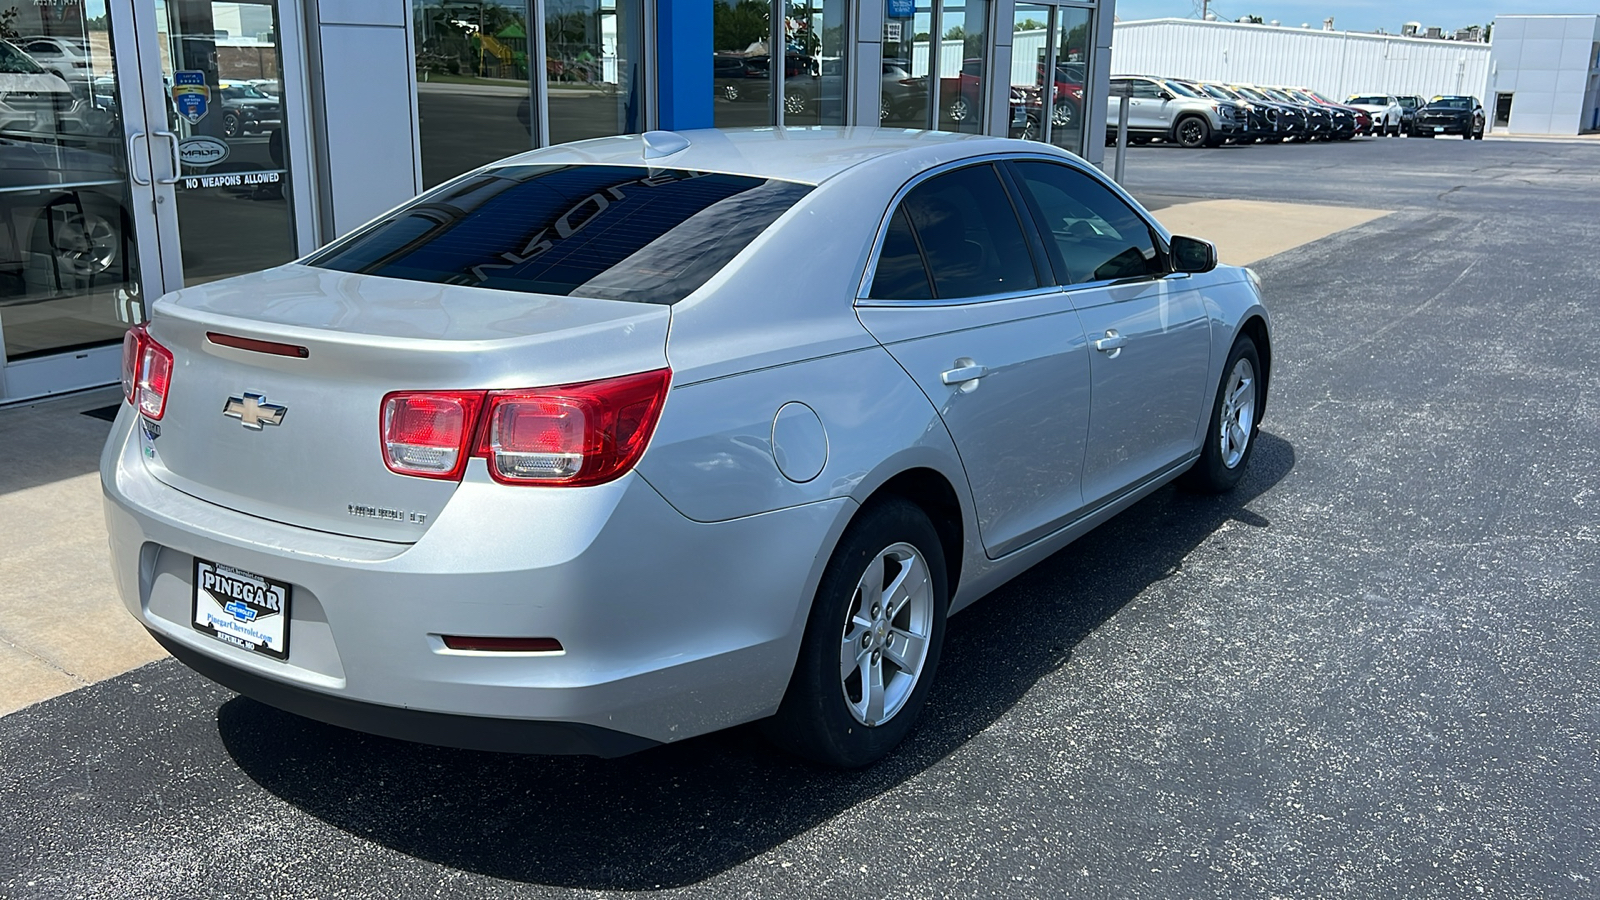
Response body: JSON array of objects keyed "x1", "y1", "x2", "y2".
[
  {"x1": 0, "y1": 138, "x2": 131, "y2": 303},
  {"x1": 713, "y1": 53, "x2": 770, "y2": 103},
  {"x1": 16, "y1": 36, "x2": 91, "y2": 82},
  {"x1": 879, "y1": 60, "x2": 927, "y2": 122},
  {"x1": 0, "y1": 40, "x2": 109, "y2": 136},
  {"x1": 217, "y1": 81, "x2": 283, "y2": 137}
]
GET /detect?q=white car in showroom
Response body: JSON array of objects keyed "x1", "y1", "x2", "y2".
[{"x1": 1346, "y1": 94, "x2": 1404, "y2": 136}]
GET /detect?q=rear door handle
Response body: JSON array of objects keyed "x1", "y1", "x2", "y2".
[
  {"x1": 941, "y1": 361, "x2": 988, "y2": 385},
  {"x1": 1094, "y1": 330, "x2": 1126, "y2": 354}
]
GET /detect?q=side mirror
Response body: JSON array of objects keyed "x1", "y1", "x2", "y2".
[
  {"x1": 1158, "y1": 91, "x2": 1174, "y2": 100},
  {"x1": 1170, "y1": 235, "x2": 1218, "y2": 274}
]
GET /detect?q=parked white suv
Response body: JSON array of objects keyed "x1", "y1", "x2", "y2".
[{"x1": 1346, "y1": 95, "x2": 1403, "y2": 136}]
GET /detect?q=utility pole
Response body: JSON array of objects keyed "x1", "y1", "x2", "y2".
[{"x1": 1202, "y1": 0, "x2": 1210, "y2": 20}]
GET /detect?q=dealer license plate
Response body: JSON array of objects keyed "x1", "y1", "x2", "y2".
[{"x1": 192, "y1": 558, "x2": 291, "y2": 660}]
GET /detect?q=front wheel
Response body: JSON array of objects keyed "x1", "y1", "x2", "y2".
[
  {"x1": 1180, "y1": 336, "x2": 1263, "y2": 494},
  {"x1": 1175, "y1": 115, "x2": 1211, "y2": 149},
  {"x1": 762, "y1": 498, "x2": 949, "y2": 768},
  {"x1": 783, "y1": 90, "x2": 808, "y2": 116},
  {"x1": 946, "y1": 94, "x2": 971, "y2": 123}
]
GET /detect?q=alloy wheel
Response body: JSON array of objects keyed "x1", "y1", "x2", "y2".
[
  {"x1": 51, "y1": 210, "x2": 118, "y2": 277},
  {"x1": 947, "y1": 96, "x2": 969, "y2": 123},
  {"x1": 784, "y1": 91, "x2": 807, "y2": 116},
  {"x1": 839, "y1": 542, "x2": 934, "y2": 727},
  {"x1": 1219, "y1": 357, "x2": 1257, "y2": 469},
  {"x1": 1050, "y1": 101, "x2": 1074, "y2": 128}
]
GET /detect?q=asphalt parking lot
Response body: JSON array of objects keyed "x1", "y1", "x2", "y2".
[{"x1": 3, "y1": 137, "x2": 1597, "y2": 899}]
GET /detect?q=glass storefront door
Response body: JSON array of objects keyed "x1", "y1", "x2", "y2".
[
  {"x1": 0, "y1": 0, "x2": 304, "y2": 402},
  {"x1": 1011, "y1": 2, "x2": 1091, "y2": 154}
]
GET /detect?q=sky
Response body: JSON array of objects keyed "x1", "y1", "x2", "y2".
[{"x1": 1112, "y1": 0, "x2": 1515, "y2": 34}]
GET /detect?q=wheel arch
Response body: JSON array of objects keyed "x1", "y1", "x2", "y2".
[
  {"x1": 859, "y1": 466, "x2": 966, "y2": 603},
  {"x1": 1238, "y1": 313, "x2": 1272, "y2": 422}
]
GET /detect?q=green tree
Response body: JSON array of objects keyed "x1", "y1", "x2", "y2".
[{"x1": 714, "y1": 0, "x2": 770, "y2": 53}]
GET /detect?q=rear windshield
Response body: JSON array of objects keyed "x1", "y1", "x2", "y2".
[{"x1": 306, "y1": 164, "x2": 812, "y2": 304}]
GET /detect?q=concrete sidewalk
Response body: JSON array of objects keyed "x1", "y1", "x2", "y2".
[
  {"x1": 0, "y1": 194, "x2": 1391, "y2": 717},
  {"x1": 0, "y1": 388, "x2": 164, "y2": 715}
]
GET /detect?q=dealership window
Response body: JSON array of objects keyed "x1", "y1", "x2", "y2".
[
  {"x1": 413, "y1": 0, "x2": 644, "y2": 189},
  {"x1": 711, "y1": 0, "x2": 847, "y2": 128},
  {"x1": 883, "y1": 0, "x2": 989, "y2": 133}
]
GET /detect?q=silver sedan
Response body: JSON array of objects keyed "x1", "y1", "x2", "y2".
[{"x1": 103, "y1": 127, "x2": 1271, "y2": 767}]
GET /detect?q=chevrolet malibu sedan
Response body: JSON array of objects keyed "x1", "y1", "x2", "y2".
[{"x1": 103, "y1": 128, "x2": 1272, "y2": 767}]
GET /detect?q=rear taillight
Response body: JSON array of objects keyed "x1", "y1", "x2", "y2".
[
  {"x1": 477, "y1": 369, "x2": 671, "y2": 487},
  {"x1": 380, "y1": 392, "x2": 484, "y2": 480},
  {"x1": 379, "y1": 369, "x2": 670, "y2": 487},
  {"x1": 121, "y1": 324, "x2": 173, "y2": 420}
]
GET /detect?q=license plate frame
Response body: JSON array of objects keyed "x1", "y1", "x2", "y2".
[{"x1": 192, "y1": 558, "x2": 291, "y2": 660}]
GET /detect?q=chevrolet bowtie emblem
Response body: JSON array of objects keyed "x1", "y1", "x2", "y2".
[{"x1": 222, "y1": 392, "x2": 287, "y2": 430}]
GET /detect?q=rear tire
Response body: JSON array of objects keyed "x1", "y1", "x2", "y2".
[
  {"x1": 762, "y1": 498, "x2": 949, "y2": 768},
  {"x1": 1179, "y1": 336, "x2": 1263, "y2": 494}
]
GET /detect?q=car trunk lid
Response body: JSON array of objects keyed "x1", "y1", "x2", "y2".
[{"x1": 138, "y1": 265, "x2": 670, "y2": 542}]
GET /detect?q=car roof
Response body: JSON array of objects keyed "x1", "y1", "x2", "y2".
[{"x1": 483, "y1": 127, "x2": 1030, "y2": 187}]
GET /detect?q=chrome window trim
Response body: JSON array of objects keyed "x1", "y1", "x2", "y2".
[
  {"x1": 854, "y1": 151, "x2": 1173, "y2": 306},
  {"x1": 856, "y1": 285, "x2": 1067, "y2": 309}
]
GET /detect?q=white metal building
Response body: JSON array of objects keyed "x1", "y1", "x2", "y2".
[
  {"x1": 1487, "y1": 15, "x2": 1600, "y2": 135},
  {"x1": 1110, "y1": 18, "x2": 1492, "y2": 103}
]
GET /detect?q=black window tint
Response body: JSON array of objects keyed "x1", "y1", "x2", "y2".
[
  {"x1": 896, "y1": 165, "x2": 1036, "y2": 300},
  {"x1": 1124, "y1": 80, "x2": 1162, "y2": 100},
  {"x1": 1012, "y1": 161, "x2": 1164, "y2": 284},
  {"x1": 869, "y1": 207, "x2": 933, "y2": 300},
  {"x1": 307, "y1": 165, "x2": 810, "y2": 304}
]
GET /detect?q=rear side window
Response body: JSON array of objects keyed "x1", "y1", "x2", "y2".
[
  {"x1": 1010, "y1": 161, "x2": 1164, "y2": 284},
  {"x1": 869, "y1": 208, "x2": 933, "y2": 300},
  {"x1": 307, "y1": 165, "x2": 811, "y2": 305},
  {"x1": 869, "y1": 164, "x2": 1037, "y2": 301}
]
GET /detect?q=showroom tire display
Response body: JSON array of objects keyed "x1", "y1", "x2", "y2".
[
  {"x1": 947, "y1": 94, "x2": 971, "y2": 123},
  {"x1": 1175, "y1": 115, "x2": 1210, "y2": 149},
  {"x1": 763, "y1": 497, "x2": 949, "y2": 768},
  {"x1": 1179, "y1": 335, "x2": 1262, "y2": 494}
]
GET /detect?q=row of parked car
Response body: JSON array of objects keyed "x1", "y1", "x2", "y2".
[{"x1": 1106, "y1": 75, "x2": 1489, "y2": 148}]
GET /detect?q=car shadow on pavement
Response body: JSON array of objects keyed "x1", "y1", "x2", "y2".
[{"x1": 219, "y1": 432, "x2": 1295, "y2": 890}]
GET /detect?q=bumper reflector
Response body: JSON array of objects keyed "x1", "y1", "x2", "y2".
[{"x1": 442, "y1": 636, "x2": 563, "y2": 653}]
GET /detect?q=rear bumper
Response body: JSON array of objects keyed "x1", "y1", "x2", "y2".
[
  {"x1": 152, "y1": 631, "x2": 659, "y2": 756},
  {"x1": 102, "y1": 406, "x2": 848, "y2": 753}
]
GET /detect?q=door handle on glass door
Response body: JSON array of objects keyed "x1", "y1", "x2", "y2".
[
  {"x1": 127, "y1": 131, "x2": 151, "y2": 185},
  {"x1": 941, "y1": 360, "x2": 988, "y2": 387},
  {"x1": 154, "y1": 131, "x2": 182, "y2": 185},
  {"x1": 1094, "y1": 330, "x2": 1126, "y2": 356}
]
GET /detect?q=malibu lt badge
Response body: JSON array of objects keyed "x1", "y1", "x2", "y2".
[{"x1": 222, "y1": 392, "x2": 287, "y2": 430}]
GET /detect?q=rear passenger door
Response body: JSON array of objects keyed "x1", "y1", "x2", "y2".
[
  {"x1": 1006, "y1": 159, "x2": 1212, "y2": 507},
  {"x1": 856, "y1": 163, "x2": 1093, "y2": 559}
]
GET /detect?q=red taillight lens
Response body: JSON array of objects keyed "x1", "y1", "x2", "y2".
[
  {"x1": 477, "y1": 369, "x2": 671, "y2": 487},
  {"x1": 380, "y1": 391, "x2": 484, "y2": 480},
  {"x1": 121, "y1": 324, "x2": 174, "y2": 420},
  {"x1": 380, "y1": 369, "x2": 670, "y2": 486}
]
